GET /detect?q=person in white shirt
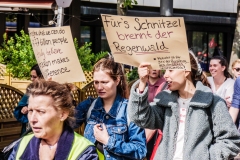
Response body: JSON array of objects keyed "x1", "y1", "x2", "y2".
[{"x1": 207, "y1": 56, "x2": 235, "y2": 121}]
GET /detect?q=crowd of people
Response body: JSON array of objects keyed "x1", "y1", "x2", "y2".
[{"x1": 7, "y1": 50, "x2": 240, "y2": 160}]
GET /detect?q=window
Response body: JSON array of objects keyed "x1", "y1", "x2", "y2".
[
  {"x1": 190, "y1": 31, "x2": 225, "y2": 72},
  {"x1": 101, "y1": 27, "x2": 110, "y2": 52},
  {"x1": 80, "y1": 26, "x2": 90, "y2": 46}
]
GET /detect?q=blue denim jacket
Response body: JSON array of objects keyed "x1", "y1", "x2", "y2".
[
  {"x1": 75, "y1": 94, "x2": 147, "y2": 160},
  {"x1": 232, "y1": 77, "x2": 240, "y2": 109}
]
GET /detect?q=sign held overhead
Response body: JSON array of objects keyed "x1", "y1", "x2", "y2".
[
  {"x1": 101, "y1": 14, "x2": 191, "y2": 70},
  {"x1": 28, "y1": 26, "x2": 86, "y2": 83}
]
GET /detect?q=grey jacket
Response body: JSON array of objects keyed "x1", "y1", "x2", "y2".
[{"x1": 128, "y1": 80, "x2": 240, "y2": 160}]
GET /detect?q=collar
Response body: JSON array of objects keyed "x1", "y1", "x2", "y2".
[
  {"x1": 157, "y1": 81, "x2": 213, "y2": 109},
  {"x1": 93, "y1": 94, "x2": 125, "y2": 118},
  {"x1": 148, "y1": 77, "x2": 165, "y2": 87},
  {"x1": 21, "y1": 125, "x2": 74, "y2": 160}
]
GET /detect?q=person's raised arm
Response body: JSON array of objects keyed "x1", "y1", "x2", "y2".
[
  {"x1": 75, "y1": 97, "x2": 95, "y2": 128},
  {"x1": 127, "y1": 63, "x2": 165, "y2": 130},
  {"x1": 229, "y1": 78, "x2": 240, "y2": 123}
]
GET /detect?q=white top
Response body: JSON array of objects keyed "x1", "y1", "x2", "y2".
[
  {"x1": 207, "y1": 77, "x2": 235, "y2": 100},
  {"x1": 173, "y1": 97, "x2": 191, "y2": 160}
]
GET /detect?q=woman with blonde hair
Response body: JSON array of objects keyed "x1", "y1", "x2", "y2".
[
  {"x1": 231, "y1": 59, "x2": 240, "y2": 79},
  {"x1": 9, "y1": 80, "x2": 99, "y2": 160}
]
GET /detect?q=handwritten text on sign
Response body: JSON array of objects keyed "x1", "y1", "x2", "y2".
[
  {"x1": 101, "y1": 14, "x2": 190, "y2": 70},
  {"x1": 29, "y1": 26, "x2": 86, "y2": 83}
]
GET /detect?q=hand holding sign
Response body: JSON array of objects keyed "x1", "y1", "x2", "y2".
[
  {"x1": 138, "y1": 62, "x2": 151, "y2": 82},
  {"x1": 101, "y1": 14, "x2": 190, "y2": 71},
  {"x1": 138, "y1": 62, "x2": 151, "y2": 92},
  {"x1": 28, "y1": 26, "x2": 86, "y2": 83}
]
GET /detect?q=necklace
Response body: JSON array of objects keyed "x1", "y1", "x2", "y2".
[
  {"x1": 179, "y1": 97, "x2": 191, "y2": 105},
  {"x1": 42, "y1": 139, "x2": 57, "y2": 150}
]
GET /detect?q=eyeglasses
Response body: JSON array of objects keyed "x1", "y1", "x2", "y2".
[
  {"x1": 30, "y1": 75, "x2": 38, "y2": 79},
  {"x1": 234, "y1": 68, "x2": 240, "y2": 72}
]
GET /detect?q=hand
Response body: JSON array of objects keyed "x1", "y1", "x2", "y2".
[
  {"x1": 21, "y1": 106, "x2": 28, "y2": 114},
  {"x1": 47, "y1": 76, "x2": 52, "y2": 81},
  {"x1": 138, "y1": 63, "x2": 151, "y2": 91},
  {"x1": 93, "y1": 123, "x2": 109, "y2": 145},
  {"x1": 225, "y1": 96, "x2": 231, "y2": 108}
]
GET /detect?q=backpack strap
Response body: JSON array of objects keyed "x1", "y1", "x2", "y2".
[{"x1": 87, "y1": 99, "x2": 97, "y2": 120}]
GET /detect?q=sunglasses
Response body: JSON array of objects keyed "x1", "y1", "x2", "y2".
[
  {"x1": 234, "y1": 68, "x2": 240, "y2": 72},
  {"x1": 30, "y1": 75, "x2": 38, "y2": 79}
]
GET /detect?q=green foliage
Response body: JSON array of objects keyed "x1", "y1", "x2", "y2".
[
  {"x1": 0, "y1": 31, "x2": 36, "y2": 79},
  {"x1": 6, "y1": 15, "x2": 17, "y2": 22},
  {"x1": 126, "y1": 67, "x2": 139, "y2": 82},
  {"x1": 74, "y1": 38, "x2": 108, "y2": 71},
  {"x1": 123, "y1": 0, "x2": 138, "y2": 8},
  {"x1": 0, "y1": 31, "x2": 108, "y2": 79}
]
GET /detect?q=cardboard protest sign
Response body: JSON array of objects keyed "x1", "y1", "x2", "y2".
[
  {"x1": 101, "y1": 14, "x2": 191, "y2": 70},
  {"x1": 28, "y1": 26, "x2": 86, "y2": 83}
]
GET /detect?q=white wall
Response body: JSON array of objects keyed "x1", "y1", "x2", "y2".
[{"x1": 82, "y1": 0, "x2": 238, "y2": 13}]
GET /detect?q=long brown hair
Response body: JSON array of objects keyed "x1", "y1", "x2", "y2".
[
  {"x1": 93, "y1": 58, "x2": 129, "y2": 99},
  {"x1": 189, "y1": 51, "x2": 210, "y2": 87}
]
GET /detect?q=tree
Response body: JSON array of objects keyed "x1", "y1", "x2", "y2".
[
  {"x1": 0, "y1": 31, "x2": 36, "y2": 79},
  {"x1": 74, "y1": 38, "x2": 108, "y2": 71},
  {"x1": 229, "y1": 0, "x2": 240, "y2": 69},
  {"x1": 117, "y1": 0, "x2": 137, "y2": 16}
]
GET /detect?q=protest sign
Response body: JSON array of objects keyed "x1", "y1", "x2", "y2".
[
  {"x1": 28, "y1": 26, "x2": 86, "y2": 83},
  {"x1": 101, "y1": 14, "x2": 191, "y2": 70}
]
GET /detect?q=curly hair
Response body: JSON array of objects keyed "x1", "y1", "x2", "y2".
[{"x1": 27, "y1": 80, "x2": 76, "y2": 128}]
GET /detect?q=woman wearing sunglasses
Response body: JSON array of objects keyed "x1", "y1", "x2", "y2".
[
  {"x1": 229, "y1": 60, "x2": 240, "y2": 125},
  {"x1": 232, "y1": 59, "x2": 240, "y2": 79}
]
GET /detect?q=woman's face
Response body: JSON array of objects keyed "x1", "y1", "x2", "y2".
[
  {"x1": 149, "y1": 70, "x2": 160, "y2": 79},
  {"x1": 93, "y1": 70, "x2": 119, "y2": 100},
  {"x1": 164, "y1": 70, "x2": 188, "y2": 91},
  {"x1": 30, "y1": 70, "x2": 39, "y2": 82},
  {"x1": 209, "y1": 59, "x2": 225, "y2": 77},
  {"x1": 232, "y1": 63, "x2": 240, "y2": 78},
  {"x1": 28, "y1": 95, "x2": 67, "y2": 140}
]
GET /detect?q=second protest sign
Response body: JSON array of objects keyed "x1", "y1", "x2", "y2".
[{"x1": 28, "y1": 26, "x2": 86, "y2": 83}]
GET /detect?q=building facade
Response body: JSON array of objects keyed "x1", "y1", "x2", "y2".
[
  {"x1": 0, "y1": 0, "x2": 238, "y2": 71},
  {"x1": 79, "y1": 0, "x2": 238, "y2": 71}
]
